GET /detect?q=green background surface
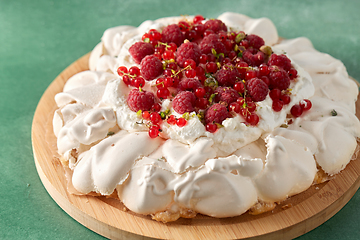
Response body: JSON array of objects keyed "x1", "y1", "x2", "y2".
[{"x1": 1, "y1": 0, "x2": 359, "y2": 239}]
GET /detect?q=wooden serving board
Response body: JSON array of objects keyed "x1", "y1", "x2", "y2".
[{"x1": 32, "y1": 53, "x2": 360, "y2": 240}]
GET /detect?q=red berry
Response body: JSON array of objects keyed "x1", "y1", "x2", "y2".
[
  {"x1": 299, "y1": 99, "x2": 312, "y2": 111},
  {"x1": 246, "y1": 77, "x2": 269, "y2": 102},
  {"x1": 173, "y1": 91, "x2": 196, "y2": 114},
  {"x1": 229, "y1": 102, "x2": 241, "y2": 113},
  {"x1": 140, "y1": 55, "x2": 163, "y2": 80},
  {"x1": 246, "y1": 101, "x2": 257, "y2": 112},
  {"x1": 199, "y1": 54, "x2": 208, "y2": 64},
  {"x1": 163, "y1": 50, "x2": 175, "y2": 60},
  {"x1": 214, "y1": 87, "x2": 240, "y2": 104},
  {"x1": 157, "y1": 88, "x2": 170, "y2": 99},
  {"x1": 184, "y1": 59, "x2": 197, "y2": 69},
  {"x1": 205, "y1": 103, "x2": 228, "y2": 124},
  {"x1": 236, "y1": 61, "x2": 249, "y2": 74},
  {"x1": 133, "y1": 76, "x2": 145, "y2": 88},
  {"x1": 259, "y1": 64, "x2": 270, "y2": 76},
  {"x1": 205, "y1": 62, "x2": 218, "y2": 73},
  {"x1": 268, "y1": 68, "x2": 290, "y2": 90},
  {"x1": 193, "y1": 15, "x2": 205, "y2": 24},
  {"x1": 290, "y1": 104, "x2": 303, "y2": 117},
  {"x1": 217, "y1": 66, "x2": 241, "y2": 86},
  {"x1": 127, "y1": 88, "x2": 155, "y2": 112},
  {"x1": 129, "y1": 41, "x2": 155, "y2": 64},
  {"x1": 168, "y1": 42, "x2": 177, "y2": 52},
  {"x1": 162, "y1": 24, "x2": 185, "y2": 46},
  {"x1": 185, "y1": 69, "x2": 197, "y2": 78},
  {"x1": 117, "y1": 66, "x2": 128, "y2": 76},
  {"x1": 167, "y1": 115, "x2": 176, "y2": 125},
  {"x1": 176, "y1": 42, "x2": 202, "y2": 67},
  {"x1": 272, "y1": 100, "x2": 284, "y2": 112},
  {"x1": 122, "y1": 75, "x2": 131, "y2": 86},
  {"x1": 246, "y1": 113, "x2": 260, "y2": 126},
  {"x1": 199, "y1": 34, "x2": 227, "y2": 55},
  {"x1": 195, "y1": 87, "x2": 206, "y2": 98},
  {"x1": 245, "y1": 70, "x2": 258, "y2": 80},
  {"x1": 177, "y1": 78, "x2": 202, "y2": 92},
  {"x1": 269, "y1": 89, "x2": 281, "y2": 100},
  {"x1": 151, "y1": 103, "x2": 161, "y2": 112},
  {"x1": 246, "y1": 34, "x2": 265, "y2": 49},
  {"x1": 178, "y1": 21, "x2": 191, "y2": 31},
  {"x1": 206, "y1": 123, "x2": 218, "y2": 133},
  {"x1": 204, "y1": 19, "x2": 227, "y2": 33},
  {"x1": 142, "y1": 111, "x2": 150, "y2": 120},
  {"x1": 288, "y1": 68, "x2": 298, "y2": 80},
  {"x1": 233, "y1": 82, "x2": 245, "y2": 94},
  {"x1": 280, "y1": 94, "x2": 291, "y2": 105},
  {"x1": 148, "y1": 125, "x2": 160, "y2": 138},
  {"x1": 195, "y1": 98, "x2": 209, "y2": 109},
  {"x1": 129, "y1": 66, "x2": 141, "y2": 76},
  {"x1": 268, "y1": 54, "x2": 292, "y2": 71},
  {"x1": 150, "y1": 112, "x2": 162, "y2": 124},
  {"x1": 176, "y1": 118, "x2": 187, "y2": 127}
]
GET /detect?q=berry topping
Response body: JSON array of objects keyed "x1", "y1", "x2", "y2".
[
  {"x1": 173, "y1": 91, "x2": 196, "y2": 114},
  {"x1": 161, "y1": 24, "x2": 185, "y2": 46},
  {"x1": 217, "y1": 66, "x2": 241, "y2": 86},
  {"x1": 214, "y1": 87, "x2": 240, "y2": 105},
  {"x1": 176, "y1": 42, "x2": 202, "y2": 67},
  {"x1": 204, "y1": 19, "x2": 227, "y2": 33},
  {"x1": 140, "y1": 55, "x2": 163, "y2": 80},
  {"x1": 205, "y1": 103, "x2": 228, "y2": 124},
  {"x1": 246, "y1": 77, "x2": 269, "y2": 102},
  {"x1": 127, "y1": 88, "x2": 155, "y2": 112},
  {"x1": 268, "y1": 68, "x2": 290, "y2": 90},
  {"x1": 123, "y1": 16, "x2": 302, "y2": 133},
  {"x1": 129, "y1": 41, "x2": 155, "y2": 64},
  {"x1": 199, "y1": 33, "x2": 227, "y2": 55},
  {"x1": 245, "y1": 34, "x2": 265, "y2": 49},
  {"x1": 268, "y1": 54, "x2": 292, "y2": 71},
  {"x1": 177, "y1": 78, "x2": 202, "y2": 92}
]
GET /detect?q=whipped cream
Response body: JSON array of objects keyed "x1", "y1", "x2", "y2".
[{"x1": 53, "y1": 12, "x2": 360, "y2": 220}]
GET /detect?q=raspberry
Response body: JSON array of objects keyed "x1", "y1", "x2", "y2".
[
  {"x1": 176, "y1": 42, "x2": 202, "y2": 67},
  {"x1": 161, "y1": 24, "x2": 185, "y2": 46},
  {"x1": 127, "y1": 88, "x2": 155, "y2": 112},
  {"x1": 177, "y1": 78, "x2": 202, "y2": 92},
  {"x1": 140, "y1": 55, "x2": 163, "y2": 80},
  {"x1": 246, "y1": 77, "x2": 269, "y2": 102},
  {"x1": 242, "y1": 48, "x2": 265, "y2": 66},
  {"x1": 217, "y1": 66, "x2": 241, "y2": 86},
  {"x1": 172, "y1": 91, "x2": 196, "y2": 114},
  {"x1": 268, "y1": 54, "x2": 292, "y2": 71},
  {"x1": 129, "y1": 41, "x2": 155, "y2": 64},
  {"x1": 268, "y1": 68, "x2": 290, "y2": 90},
  {"x1": 205, "y1": 103, "x2": 228, "y2": 124},
  {"x1": 214, "y1": 87, "x2": 240, "y2": 105},
  {"x1": 199, "y1": 33, "x2": 227, "y2": 55},
  {"x1": 246, "y1": 34, "x2": 265, "y2": 49},
  {"x1": 204, "y1": 19, "x2": 227, "y2": 33}
]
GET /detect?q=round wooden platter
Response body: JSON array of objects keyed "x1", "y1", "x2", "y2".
[{"x1": 32, "y1": 53, "x2": 360, "y2": 240}]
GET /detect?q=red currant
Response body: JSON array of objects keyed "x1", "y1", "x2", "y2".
[
  {"x1": 199, "y1": 54, "x2": 208, "y2": 64},
  {"x1": 206, "y1": 62, "x2": 218, "y2": 73},
  {"x1": 299, "y1": 99, "x2": 312, "y2": 111},
  {"x1": 290, "y1": 104, "x2": 303, "y2": 117},
  {"x1": 133, "y1": 76, "x2": 145, "y2": 88},
  {"x1": 150, "y1": 112, "x2": 162, "y2": 124},
  {"x1": 195, "y1": 87, "x2": 206, "y2": 98},
  {"x1": 185, "y1": 69, "x2": 197, "y2": 78},
  {"x1": 193, "y1": 15, "x2": 205, "y2": 24},
  {"x1": 117, "y1": 66, "x2": 128, "y2": 76},
  {"x1": 269, "y1": 89, "x2": 281, "y2": 100},
  {"x1": 148, "y1": 125, "x2": 160, "y2": 138},
  {"x1": 195, "y1": 98, "x2": 208, "y2": 109},
  {"x1": 246, "y1": 113, "x2": 260, "y2": 126},
  {"x1": 157, "y1": 88, "x2": 170, "y2": 99},
  {"x1": 184, "y1": 59, "x2": 196, "y2": 69},
  {"x1": 233, "y1": 82, "x2": 245, "y2": 94},
  {"x1": 163, "y1": 50, "x2": 175, "y2": 60},
  {"x1": 272, "y1": 100, "x2": 284, "y2": 112},
  {"x1": 288, "y1": 68, "x2": 298, "y2": 80},
  {"x1": 142, "y1": 111, "x2": 150, "y2": 120},
  {"x1": 229, "y1": 102, "x2": 241, "y2": 113},
  {"x1": 167, "y1": 115, "x2": 176, "y2": 125},
  {"x1": 245, "y1": 70, "x2": 258, "y2": 80},
  {"x1": 176, "y1": 118, "x2": 187, "y2": 127},
  {"x1": 280, "y1": 94, "x2": 291, "y2": 105},
  {"x1": 259, "y1": 64, "x2": 270, "y2": 76},
  {"x1": 206, "y1": 123, "x2": 217, "y2": 133},
  {"x1": 129, "y1": 66, "x2": 140, "y2": 76}
]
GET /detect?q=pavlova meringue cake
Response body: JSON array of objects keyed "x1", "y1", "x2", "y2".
[{"x1": 52, "y1": 12, "x2": 360, "y2": 222}]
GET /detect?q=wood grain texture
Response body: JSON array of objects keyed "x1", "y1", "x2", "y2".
[{"x1": 31, "y1": 53, "x2": 360, "y2": 240}]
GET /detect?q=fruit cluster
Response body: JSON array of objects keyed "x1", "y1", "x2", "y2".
[{"x1": 118, "y1": 15, "x2": 311, "y2": 138}]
